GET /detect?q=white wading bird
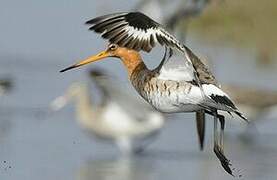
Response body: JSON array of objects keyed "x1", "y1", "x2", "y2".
[
  {"x1": 60, "y1": 12, "x2": 248, "y2": 175},
  {"x1": 51, "y1": 69, "x2": 165, "y2": 154}
]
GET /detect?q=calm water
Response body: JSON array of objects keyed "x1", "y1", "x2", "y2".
[{"x1": 1, "y1": 1, "x2": 277, "y2": 180}]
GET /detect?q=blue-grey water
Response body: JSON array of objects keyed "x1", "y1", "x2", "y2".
[{"x1": 1, "y1": 0, "x2": 277, "y2": 180}]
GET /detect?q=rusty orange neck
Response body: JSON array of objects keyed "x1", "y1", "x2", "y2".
[
  {"x1": 117, "y1": 49, "x2": 147, "y2": 78},
  {"x1": 113, "y1": 47, "x2": 157, "y2": 99}
]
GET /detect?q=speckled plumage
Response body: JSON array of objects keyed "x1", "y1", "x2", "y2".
[{"x1": 130, "y1": 64, "x2": 203, "y2": 113}]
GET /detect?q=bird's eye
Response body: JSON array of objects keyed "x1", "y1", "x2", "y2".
[{"x1": 109, "y1": 44, "x2": 118, "y2": 51}]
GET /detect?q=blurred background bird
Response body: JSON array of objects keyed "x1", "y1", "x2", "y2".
[
  {"x1": 51, "y1": 69, "x2": 165, "y2": 154},
  {"x1": 0, "y1": 78, "x2": 13, "y2": 96}
]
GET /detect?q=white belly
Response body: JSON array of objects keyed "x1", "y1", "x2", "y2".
[{"x1": 142, "y1": 86, "x2": 204, "y2": 113}]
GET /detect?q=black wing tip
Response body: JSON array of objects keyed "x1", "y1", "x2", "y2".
[
  {"x1": 210, "y1": 94, "x2": 236, "y2": 110},
  {"x1": 85, "y1": 19, "x2": 95, "y2": 25},
  {"x1": 234, "y1": 111, "x2": 248, "y2": 122},
  {"x1": 85, "y1": 16, "x2": 102, "y2": 25},
  {"x1": 85, "y1": 12, "x2": 130, "y2": 25},
  {"x1": 127, "y1": 11, "x2": 159, "y2": 23},
  {"x1": 127, "y1": 11, "x2": 146, "y2": 16},
  {"x1": 210, "y1": 94, "x2": 248, "y2": 122},
  {"x1": 85, "y1": 16, "x2": 105, "y2": 25}
]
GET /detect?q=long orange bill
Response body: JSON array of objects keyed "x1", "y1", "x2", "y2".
[{"x1": 60, "y1": 50, "x2": 110, "y2": 73}]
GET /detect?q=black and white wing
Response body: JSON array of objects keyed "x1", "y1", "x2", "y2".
[
  {"x1": 86, "y1": 12, "x2": 219, "y2": 93},
  {"x1": 86, "y1": 12, "x2": 185, "y2": 52}
]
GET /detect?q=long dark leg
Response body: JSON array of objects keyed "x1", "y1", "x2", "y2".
[
  {"x1": 205, "y1": 110, "x2": 226, "y2": 152},
  {"x1": 212, "y1": 111, "x2": 233, "y2": 176},
  {"x1": 213, "y1": 112, "x2": 218, "y2": 148},
  {"x1": 218, "y1": 114, "x2": 225, "y2": 151},
  {"x1": 196, "y1": 110, "x2": 206, "y2": 151},
  {"x1": 212, "y1": 112, "x2": 228, "y2": 164}
]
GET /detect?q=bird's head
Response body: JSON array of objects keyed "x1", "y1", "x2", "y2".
[
  {"x1": 50, "y1": 83, "x2": 87, "y2": 111},
  {"x1": 60, "y1": 44, "x2": 140, "y2": 73}
]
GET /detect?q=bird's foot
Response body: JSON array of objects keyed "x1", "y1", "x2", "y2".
[
  {"x1": 213, "y1": 145, "x2": 243, "y2": 177},
  {"x1": 214, "y1": 144, "x2": 233, "y2": 176}
]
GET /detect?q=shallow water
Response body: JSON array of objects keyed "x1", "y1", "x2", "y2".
[{"x1": 1, "y1": 1, "x2": 277, "y2": 180}]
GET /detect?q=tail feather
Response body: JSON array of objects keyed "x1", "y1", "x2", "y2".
[{"x1": 234, "y1": 111, "x2": 248, "y2": 123}]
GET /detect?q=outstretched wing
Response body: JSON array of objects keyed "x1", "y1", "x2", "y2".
[
  {"x1": 87, "y1": 12, "x2": 219, "y2": 95},
  {"x1": 86, "y1": 12, "x2": 185, "y2": 53}
]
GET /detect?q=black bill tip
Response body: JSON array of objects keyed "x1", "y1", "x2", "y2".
[{"x1": 60, "y1": 65, "x2": 78, "y2": 73}]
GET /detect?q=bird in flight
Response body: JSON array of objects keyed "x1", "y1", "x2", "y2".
[{"x1": 60, "y1": 12, "x2": 248, "y2": 176}]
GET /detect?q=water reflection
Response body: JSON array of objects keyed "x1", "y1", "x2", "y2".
[
  {"x1": 77, "y1": 156, "x2": 158, "y2": 180},
  {"x1": 0, "y1": 112, "x2": 12, "y2": 143},
  {"x1": 77, "y1": 145, "x2": 277, "y2": 180}
]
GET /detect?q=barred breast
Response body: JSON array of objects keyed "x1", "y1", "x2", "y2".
[{"x1": 130, "y1": 67, "x2": 204, "y2": 113}]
